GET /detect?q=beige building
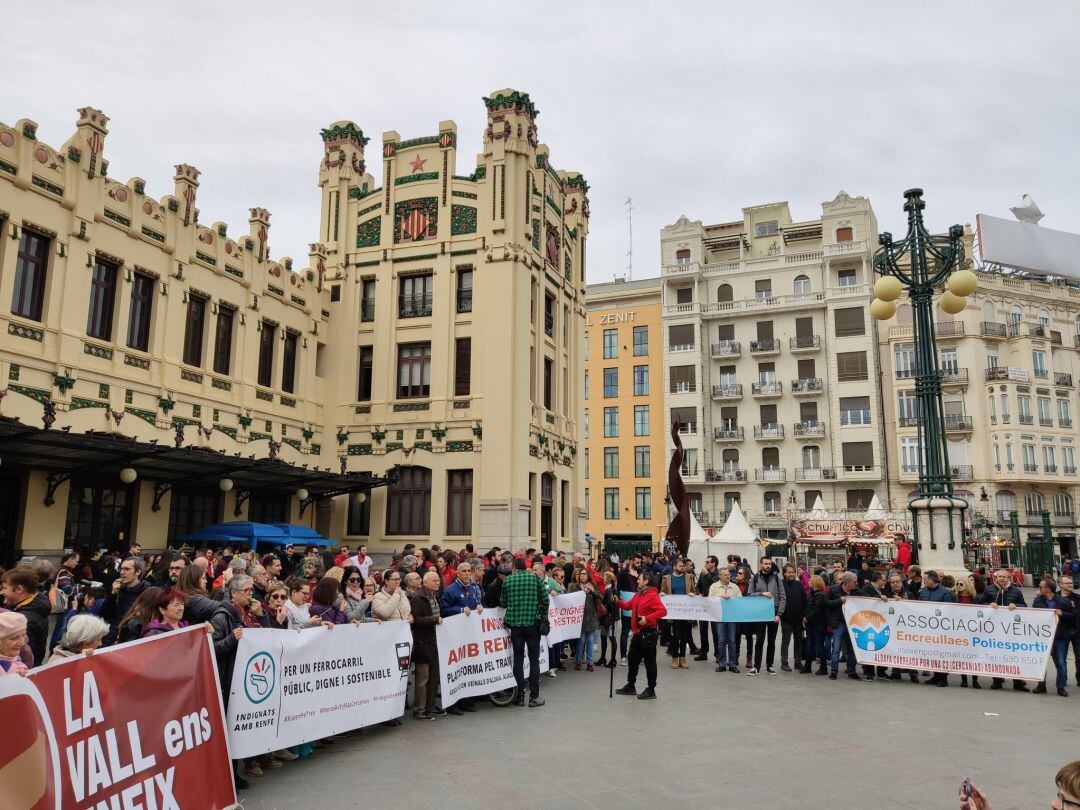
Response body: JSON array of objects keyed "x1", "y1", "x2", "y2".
[
  {"x1": 659, "y1": 192, "x2": 884, "y2": 540},
  {"x1": 583, "y1": 277, "x2": 664, "y2": 554},
  {"x1": 879, "y1": 266, "x2": 1080, "y2": 560},
  {"x1": 0, "y1": 88, "x2": 588, "y2": 564}
]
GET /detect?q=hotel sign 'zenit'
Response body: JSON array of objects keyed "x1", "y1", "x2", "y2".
[{"x1": 586, "y1": 311, "x2": 638, "y2": 327}]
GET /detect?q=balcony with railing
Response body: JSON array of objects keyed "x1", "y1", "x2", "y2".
[
  {"x1": 456, "y1": 289, "x2": 473, "y2": 314},
  {"x1": 750, "y1": 338, "x2": 780, "y2": 355},
  {"x1": 669, "y1": 381, "x2": 697, "y2": 394},
  {"x1": 1055, "y1": 372, "x2": 1074, "y2": 387},
  {"x1": 944, "y1": 414, "x2": 974, "y2": 432},
  {"x1": 752, "y1": 381, "x2": 783, "y2": 397},
  {"x1": 713, "y1": 426, "x2": 745, "y2": 441},
  {"x1": 1053, "y1": 512, "x2": 1074, "y2": 526},
  {"x1": 795, "y1": 467, "x2": 836, "y2": 481},
  {"x1": 940, "y1": 368, "x2": 969, "y2": 386},
  {"x1": 1045, "y1": 465, "x2": 1059, "y2": 475},
  {"x1": 895, "y1": 368, "x2": 916, "y2": 380},
  {"x1": 707, "y1": 468, "x2": 747, "y2": 483},
  {"x1": 668, "y1": 342, "x2": 696, "y2": 353},
  {"x1": 710, "y1": 340, "x2": 741, "y2": 358},
  {"x1": 889, "y1": 321, "x2": 966, "y2": 340},
  {"x1": 794, "y1": 421, "x2": 825, "y2": 438},
  {"x1": 980, "y1": 321, "x2": 1007, "y2": 338},
  {"x1": 1026, "y1": 323, "x2": 1047, "y2": 338},
  {"x1": 950, "y1": 465, "x2": 974, "y2": 481},
  {"x1": 711, "y1": 384, "x2": 743, "y2": 400},
  {"x1": 1024, "y1": 463, "x2": 1038, "y2": 473},
  {"x1": 790, "y1": 336, "x2": 821, "y2": 352},
  {"x1": 361, "y1": 299, "x2": 376, "y2": 322},
  {"x1": 824, "y1": 239, "x2": 869, "y2": 257},
  {"x1": 753, "y1": 423, "x2": 785, "y2": 440},
  {"x1": 984, "y1": 366, "x2": 1008, "y2": 381},
  {"x1": 755, "y1": 467, "x2": 787, "y2": 483},
  {"x1": 1066, "y1": 465, "x2": 1079, "y2": 475},
  {"x1": 663, "y1": 301, "x2": 700, "y2": 316},
  {"x1": 399, "y1": 292, "x2": 433, "y2": 319},
  {"x1": 791, "y1": 377, "x2": 823, "y2": 395},
  {"x1": 1018, "y1": 413, "x2": 1034, "y2": 425},
  {"x1": 1062, "y1": 418, "x2": 1073, "y2": 429},
  {"x1": 661, "y1": 261, "x2": 701, "y2": 277},
  {"x1": 898, "y1": 416, "x2": 919, "y2": 428},
  {"x1": 1039, "y1": 417, "x2": 1054, "y2": 427},
  {"x1": 691, "y1": 510, "x2": 709, "y2": 525},
  {"x1": 1034, "y1": 368, "x2": 1049, "y2": 379},
  {"x1": 699, "y1": 290, "x2": 828, "y2": 318}
]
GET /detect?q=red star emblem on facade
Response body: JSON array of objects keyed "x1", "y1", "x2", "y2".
[{"x1": 409, "y1": 154, "x2": 427, "y2": 173}]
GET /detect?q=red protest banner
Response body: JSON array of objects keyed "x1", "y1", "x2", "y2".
[{"x1": 0, "y1": 625, "x2": 236, "y2": 810}]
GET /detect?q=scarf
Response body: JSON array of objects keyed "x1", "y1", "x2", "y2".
[{"x1": 345, "y1": 584, "x2": 364, "y2": 601}]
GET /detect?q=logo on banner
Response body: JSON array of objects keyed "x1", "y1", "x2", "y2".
[
  {"x1": 396, "y1": 642, "x2": 412, "y2": 675},
  {"x1": 849, "y1": 610, "x2": 891, "y2": 651},
  {"x1": 243, "y1": 652, "x2": 276, "y2": 704}
]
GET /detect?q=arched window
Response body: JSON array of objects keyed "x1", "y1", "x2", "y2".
[
  {"x1": 722, "y1": 448, "x2": 740, "y2": 470},
  {"x1": 675, "y1": 248, "x2": 691, "y2": 266},
  {"x1": 1009, "y1": 305, "x2": 1023, "y2": 325},
  {"x1": 1054, "y1": 493, "x2": 1073, "y2": 517},
  {"x1": 988, "y1": 395, "x2": 996, "y2": 420},
  {"x1": 717, "y1": 284, "x2": 733, "y2": 303},
  {"x1": 1038, "y1": 308, "x2": 1050, "y2": 325},
  {"x1": 385, "y1": 466, "x2": 432, "y2": 535},
  {"x1": 982, "y1": 301, "x2": 995, "y2": 322},
  {"x1": 995, "y1": 490, "x2": 1015, "y2": 515},
  {"x1": 1024, "y1": 491, "x2": 1043, "y2": 515},
  {"x1": 793, "y1": 275, "x2": 811, "y2": 295},
  {"x1": 1000, "y1": 393, "x2": 1010, "y2": 420},
  {"x1": 802, "y1": 445, "x2": 821, "y2": 468},
  {"x1": 762, "y1": 447, "x2": 780, "y2": 468},
  {"x1": 764, "y1": 491, "x2": 781, "y2": 513}
]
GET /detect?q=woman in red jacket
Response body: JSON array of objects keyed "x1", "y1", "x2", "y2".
[{"x1": 613, "y1": 572, "x2": 667, "y2": 700}]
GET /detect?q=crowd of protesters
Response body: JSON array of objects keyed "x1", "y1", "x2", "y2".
[{"x1": 1, "y1": 541, "x2": 1078, "y2": 791}]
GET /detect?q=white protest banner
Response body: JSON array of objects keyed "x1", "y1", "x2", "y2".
[
  {"x1": 437, "y1": 609, "x2": 550, "y2": 703},
  {"x1": 547, "y1": 591, "x2": 586, "y2": 644},
  {"x1": 660, "y1": 594, "x2": 725, "y2": 622},
  {"x1": 227, "y1": 622, "x2": 412, "y2": 758},
  {"x1": 842, "y1": 596, "x2": 1058, "y2": 681}
]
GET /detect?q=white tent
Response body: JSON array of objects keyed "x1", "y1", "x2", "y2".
[
  {"x1": 863, "y1": 494, "x2": 888, "y2": 521},
  {"x1": 808, "y1": 495, "x2": 828, "y2": 519},
  {"x1": 686, "y1": 501, "x2": 762, "y2": 570}
]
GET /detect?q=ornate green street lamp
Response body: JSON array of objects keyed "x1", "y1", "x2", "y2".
[{"x1": 872, "y1": 188, "x2": 976, "y2": 573}]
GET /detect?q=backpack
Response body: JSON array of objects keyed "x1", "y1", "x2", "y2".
[{"x1": 49, "y1": 571, "x2": 70, "y2": 614}]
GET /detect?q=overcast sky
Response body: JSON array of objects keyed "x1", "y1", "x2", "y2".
[{"x1": 4, "y1": 2, "x2": 1077, "y2": 282}]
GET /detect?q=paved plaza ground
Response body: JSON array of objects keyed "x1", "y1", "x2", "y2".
[{"x1": 241, "y1": 657, "x2": 1076, "y2": 810}]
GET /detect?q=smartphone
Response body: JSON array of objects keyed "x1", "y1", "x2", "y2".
[{"x1": 961, "y1": 778, "x2": 973, "y2": 799}]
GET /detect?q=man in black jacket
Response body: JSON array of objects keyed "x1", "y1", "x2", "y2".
[
  {"x1": 616, "y1": 555, "x2": 642, "y2": 664},
  {"x1": 779, "y1": 564, "x2": 807, "y2": 672},
  {"x1": 100, "y1": 557, "x2": 150, "y2": 646},
  {"x1": 860, "y1": 571, "x2": 889, "y2": 679},
  {"x1": 1, "y1": 566, "x2": 51, "y2": 665},
  {"x1": 978, "y1": 569, "x2": 1031, "y2": 692},
  {"x1": 825, "y1": 572, "x2": 862, "y2": 681},
  {"x1": 694, "y1": 556, "x2": 721, "y2": 662},
  {"x1": 1061, "y1": 575, "x2": 1080, "y2": 686},
  {"x1": 408, "y1": 570, "x2": 444, "y2": 719}
]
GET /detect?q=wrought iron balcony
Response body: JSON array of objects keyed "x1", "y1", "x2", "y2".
[
  {"x1": 753, "y1": 424, "x2": 785, "y2": 439},
  {"x1": 1039, "y1": 417, "x2": 1054, "y2": 427},
  {"x1": 950, "y1": 464, "x2": 974, "y2": 481},
  {"x1": 711, "y1": 384, "x2": 743, "y2": 400},
  {"x1": 1034, "y1": 369, "x2": 1049, "y2": 379},
  {"x1": 1045, "y1": 465, "x2": 1058, "y2": 475},
  {"x1": 794, "y1": 421, "x2": 825, "y2": 438},
  {"x1": 710, "y1": 340, "x2": 741, "y2": 358},
  {"x1": 795, "y1": 467, "x2": 836, "y2": 481},
  {"x1": 791, "y1": 377, "x2": 822, "y2": 394},
  {"x1": 399, "y1": 292, "x2": 433, "y2": 319},
  {"x1": 984, "y1": 367, "x2": 1008, "y2": 380},
  {"x1": 544, "y1": 312, "x2": 554, "y2": 336},
  {"x1": 750, "y1": 339, "x2": 780, "y2": 355},
  {"x1": 944, "y1": 414, "x2": 973, "y2": 431},
  {"x1": 713, "y1": 426, "x2": 744, "y2": 441},
  {"x1": 1061, "y1": 418, "x2": 1073, "y2": 428},
  {"x1": 789, "y1": 336, "x2": 821, "y2": 351},
  {"x1": 1055, "y1": 372, "x2": 1073, "y2": 387},
  {"x1": 940, "y1": 368, "x2": 969, "y2": 385},
  {"x1": 936, "y1": 321, "x2": 965, "y2": 338},
  {"x1": 898, "y1": 416, "x2": 919, "y2": 428},
  {"x1": 1024, "y1": 463, "x2": 1038, "y2": 473},
  {"x1": 707, "y1": 468, "x2": 747, "y2": 483},
  {"x1": 752, "y1": 381, "x2": 783, "y2": 397},
  {"x1": 755, "y1": 467, "x2": 787, "y2": 482},
  {"x1": 361, "y1": 299, "x2": 376, "y2": 322},
  {"x1": 456, "y1": 289, "x2": 473, "y2": 314},
  {"x1": 669, "y1": 381, "x2": 697, "y2": 394},
  {"x1": 1066, "y1": 465, "x2": 1078, "y2": 475},
  {"x1": 1018, "y1": 414, "x2": 1034, "y2": 425},
  {"x1": 980, "y1": 321, "x2": 1007, "y2": 338}
]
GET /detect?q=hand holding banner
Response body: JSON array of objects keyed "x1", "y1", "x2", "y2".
[
  {"x1": 437, "y1": 609, "x2": 550, "y2": 703},
  {"x1": 659, "y1": 594, "x2": 775, "y2": 622},
  {"x1": 546, "y1": 591, "x2": 585, "y2": 644}
]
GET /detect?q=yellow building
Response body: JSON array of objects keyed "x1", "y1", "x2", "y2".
[
  {"x1": 0, "y1": 89, "x2": 587, "y2": 564},
  {"x1": 583, "y1": 277, "x2": 665, "y2": 555}
]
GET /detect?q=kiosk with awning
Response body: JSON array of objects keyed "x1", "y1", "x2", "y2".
[
  {"x1": 789, "y1": 496, "x2": 910, "y2": 569},
  {"x1": 183, "y1": 521, "x2": 334, "y2": 550}
]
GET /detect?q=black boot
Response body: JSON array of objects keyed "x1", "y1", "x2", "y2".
[
  {"x1": 615, "y1": 684, "x2": 637, "y2": 695},
  {"x1": 816, "y1": 662, "x2": 827, "y2": 676},
  {"x1": 637, "y1": 687, "x2": 656, "y2": 700}
]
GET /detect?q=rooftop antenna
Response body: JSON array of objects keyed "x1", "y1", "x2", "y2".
[{"x1": 625, "y1": 196, "x2": 634, "y2": 281}]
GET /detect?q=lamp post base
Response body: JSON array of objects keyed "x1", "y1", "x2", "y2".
[{"x1": 909, "y1": 496, "x2": 969, "y2": 579}]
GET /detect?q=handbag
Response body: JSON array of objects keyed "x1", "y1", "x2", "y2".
[{"x1": 594, "y1": 590, "x2": 608, "y2": 620}]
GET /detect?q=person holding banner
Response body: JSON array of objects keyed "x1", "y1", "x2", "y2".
[
  {"x1": 616, "y1": 554, "x2": 642, "y2": 665},
  {"x1": 660, "y1": 558, "x2": 697, "y2": 669},
  {"x1": 825, "y1": 572, "x2": 861, "y2": 681},
  {"x1": 373, "y1": 570, "x2": 413, "y2": 623},
  {"x1": 695, "y1": 556, "x2": 720, "y2": 663},
  {"x1": 614, "y1": 572, "x2": 667, "y2": 700},
  {"x1": 568, "y1": 567, "x2": 601, "y2": 671},
  {"x1": 409, "y1": 570, "x2": 444, "y2": 720},
  {"x1": 708, "y1": 567, "x2": 741, "y2": 673},
  {"x1": 745, "y1": 557, "x2": 786, "y2": 676},
  {"x1": 800, "y1": 575, "x2": 828, "y2": 675},
  {"x1": 979, "y1": 570, "x2": 1031, "y2": 692},
  {"x1": 1032, "y1": 578, "x2": 1074, "y2": 697}
]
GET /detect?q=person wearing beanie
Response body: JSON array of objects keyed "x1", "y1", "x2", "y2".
[{"x1": 0, "y1": 611, "x2": 29, "y2": 675}]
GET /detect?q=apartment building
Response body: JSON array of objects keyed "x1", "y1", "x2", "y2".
[
  {"x1": 658, "y1": 192, "x2": 883, "y2": 538},
  {"x1": 879, "y1": 268, "x2": 1080, "y2": 560},
  {"x1": 583, "y1": 277, "x2": 664, "y2": 553}
]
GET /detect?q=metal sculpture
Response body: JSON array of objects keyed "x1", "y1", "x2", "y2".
[{"x1": 664, "y1": 418, "x2": 690, "y2": 557}]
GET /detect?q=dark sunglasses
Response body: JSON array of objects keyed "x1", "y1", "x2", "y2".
[{"x1": 348, "y1": 577, "x2": 362, "y2": 583}]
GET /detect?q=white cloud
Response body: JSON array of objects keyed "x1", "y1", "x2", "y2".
[{"x1": 4, "y1": 0, "x2": 1077, "y2": 279}]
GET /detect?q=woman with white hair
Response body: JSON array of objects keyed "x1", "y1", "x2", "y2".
[{"x1": 51, "y1": 614, "x2": 110, "y2": 659}]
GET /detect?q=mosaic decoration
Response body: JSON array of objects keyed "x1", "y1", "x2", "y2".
[
  {"x1": 393, "y1": 402, "x2": 429, "y2": 412},
  {"x1": 214, "y1": 425, "x2": 238, "y2": 440},
  {"x1": 531, "y1": 219, "x2": 541, "y2": 250},
  {"x1": 447, "y1": 440, "x2": 474, "y2": 453},
  {"x1": 452, "y1": 190, "x2": 478, "y2": 200},
  {"x1": 320, "y1": 123, "x2": 370, "y2": 146},
  {"x1": 414, "y1": 441, "x2": 432, "y2": 451},
  {"x1": 450, "y1": 205, "x2": 477, "y2": 235},
  {"x1": 358, "y1": 202, "x2": 381, "y2": 217},
  {"x1": 385, "y1": 442, "x2": 403, "y2": 452},
  {"x1": 10, "y1": 385, "x2": 50, "y2": 405},
  {"x1": 395, "y1": 172, "x2": 438, "y2": 186},
  {"x1": 255, "y1": 390, "x2": 274, "y2": 401},
  {"x1": 283, "y1": 438, "x2": 302, "y2": 451},
  {"x1": 565, "y1": 253, "x2": 572, "y2": 280},
  {"x1": 180, "y1": 369, "x2": 202, "y2": 383},
  {"x1": 141, "y1": 227, "x2": 165, "y2": 243},
  {"x1": 84, "y1": 343, "x2": 113, "y2": 360},
  {"x1": 192, "y1": 404, "x2": 201, "y2": 418},
  {"x1": 128, "y1": 407, "x2": 156, "y2": 426},
  {"x1": 356, "y1": 216, "x2": 381, "y2": 248},
  {"x1": 211, "y1": 377, "x2": 232, "y2": 391},
  {"x1": 70, "y1": 397, "x2": 106, "y2": 411},
  {"x1": 53, "y1": 374, "x2": 75, "y2": 395},
  {"x1": 9, "y1": 323, "x2": 43, "y2": 342},
  {"x1": 545, "y1": 225, "x2": 560, "y2": 266},
  {"x1": 482, "y1": 90, "x2": 538, "y2": 119},
  {"x1": 8, "y1": 364, "x2": 19, "y2": 381},
  {"x1": 98, "y1": 384, "x2": 109, "y2": 400},
  {"x1": 125, "y1": 389, "x2": 133, "y2": 405},
  {"x1": 348, "y1": 443, "x2": 373, "y2": 456},
  {"x1": 394, "y1": 197, "x2": 438, "y2": 243}
]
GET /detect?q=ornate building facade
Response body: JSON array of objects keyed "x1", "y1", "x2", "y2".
[{"x1": 0, "y1": 89, "x2": 587, "y2": 563}]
